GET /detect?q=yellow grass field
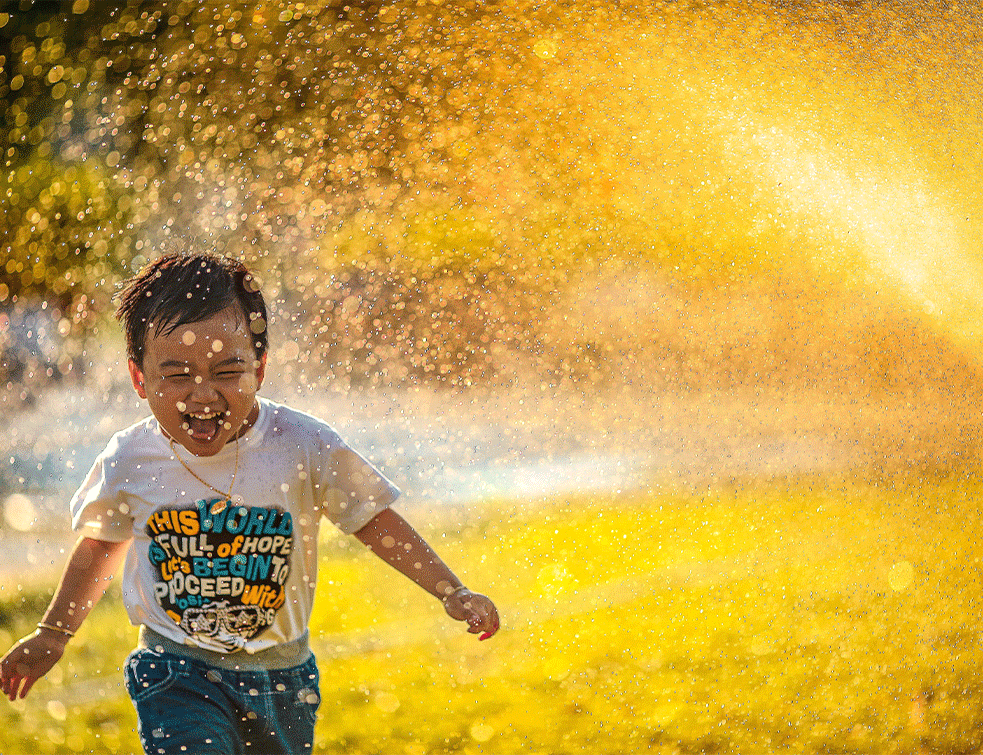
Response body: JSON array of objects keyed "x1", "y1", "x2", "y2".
[{"x1": 0, "y1": 475, "x2": 980, "y2": 754}]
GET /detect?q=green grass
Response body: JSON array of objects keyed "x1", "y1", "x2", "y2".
[{"x1": 1, "y1": 475, "x2": 982, "y2": 754}]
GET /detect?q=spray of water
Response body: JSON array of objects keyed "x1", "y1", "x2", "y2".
[
  {"x1": 5, "y1": 6, "x2": 983, "y2": 750},
  {"x1": 3, "y1": 1, "x2": 983, "y2": 472}
]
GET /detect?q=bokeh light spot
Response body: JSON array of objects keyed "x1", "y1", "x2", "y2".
[
  {"x1": 3, "y1": 494, "x2": 36, "y2": 532},
  {"x1": 888, "y1": 561, "x2": 914, "y2": 592}
]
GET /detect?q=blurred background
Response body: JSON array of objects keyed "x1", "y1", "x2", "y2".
[
  {"x1": 2, "y1": 0, "x2": 983, "y2": 576},
  {"x1": 6, "y1": 2, "x2": 983, "y2": 752}
]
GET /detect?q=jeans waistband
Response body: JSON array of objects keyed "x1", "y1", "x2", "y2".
[{"x1": 138, "y1": 625, "x2": 312, "y2": 671}]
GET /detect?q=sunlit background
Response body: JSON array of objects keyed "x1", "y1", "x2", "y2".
[{"x1": 3, "y1": 1, "x2": 983, "y2": 752}]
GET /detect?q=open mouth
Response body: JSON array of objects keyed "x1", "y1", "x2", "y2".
[{"x1": 181, "y1": 410, "x2": 230, "y2": 443}]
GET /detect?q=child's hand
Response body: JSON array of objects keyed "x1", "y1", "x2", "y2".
[
  {"x1": 442, "y1": 588, "x2": 500, "y2": 640},
  {"x1": 0, "y1": 629, "x2": 69, "y2": 701}
]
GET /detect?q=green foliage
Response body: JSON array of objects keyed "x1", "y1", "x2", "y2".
[
  {"x1": 3, "y1": 0, "x2": 983, "y2": 397},
  {"x1": 0, "y1": 0, "x2": 918, "y2": 302},
  {"x1": 0, "y1": 152, "x2": 130, "y2": 303},
  {"x1": 0, "y1": 0, "x2": 161, "y2": 306},
  {"x1": 1, "y1": 476, "x2": 982, "y2": 753}
]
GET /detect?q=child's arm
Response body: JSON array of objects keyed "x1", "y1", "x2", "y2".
[
  {"x1": 355, "y1": 508, "x2": 499, "y2": 640},
  {"x1": 0, "y1": 536, "x2": 130, "y2": 701}
]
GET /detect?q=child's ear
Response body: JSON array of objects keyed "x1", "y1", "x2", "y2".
[
  {"x1": 128, "y1": 359, "x2": 148, "y2": 399},
  {"x1": 255, "y1": 352, "x2": 267, "y2": 389}
]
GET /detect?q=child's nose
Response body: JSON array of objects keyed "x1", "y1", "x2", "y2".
[{"x1": 190, "y1": 377, "x2": 221, "y2": 402}]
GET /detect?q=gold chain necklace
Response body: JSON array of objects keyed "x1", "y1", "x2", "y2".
[{"x1": 169, "y1": 434, "x2": 240, "y2": 515}]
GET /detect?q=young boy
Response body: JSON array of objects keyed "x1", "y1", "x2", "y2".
[{"x1": 0, "y1": 252, "x2": 499, "y2": 754}]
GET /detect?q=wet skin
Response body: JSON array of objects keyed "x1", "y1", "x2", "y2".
[{"x1": 128, "y1": 305, "x2": 266, "y2": 457}]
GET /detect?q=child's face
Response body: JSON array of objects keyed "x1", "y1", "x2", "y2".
[{"x1": 128, "y1": 305, "x2": 266, "y2": 457}]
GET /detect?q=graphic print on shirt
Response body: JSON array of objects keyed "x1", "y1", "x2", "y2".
[{"x1": 145, "y1": 499, "x2": 292, "y2": 651}]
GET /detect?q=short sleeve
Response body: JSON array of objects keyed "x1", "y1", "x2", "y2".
[
  {"x1": 70, "y1": 444, "x2": 135, "y2": 543},
  {"x1": 312, "y1": 433, "x2": 400, "y2": 534}
]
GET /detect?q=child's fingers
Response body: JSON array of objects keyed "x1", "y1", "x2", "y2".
[
  {"x1": 481, "y1": 614, "x2": 500, "y2": 639},
  {"x1": 464, "y1": 601, "x2": 500, "y2": 640},
  {"x1": 444, "y1": 590, "x2": 500, "y2": 640},
  {"x1": 1, "y1": 673, "x2": 21, "y2": 701},
  {"x1": 18, "y1": 675, "x2": 37, "y2": 699},
  {"x1": 0, "y1": 663, "x2": 15, "y2": 700},
  {"x1": 478, "y1": 618, "x2": 499, "y2": 641},
  {"x1": 1, "y1": 652, "x2": 42, "y2": 701}
]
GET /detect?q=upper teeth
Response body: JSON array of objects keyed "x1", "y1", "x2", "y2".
[{"x1": 190, "y1": 411, "x2": 221, "y2": 420}]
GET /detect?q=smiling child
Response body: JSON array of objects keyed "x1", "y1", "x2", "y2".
[{"x1": 0, "y1": 252, "x2": 499, "y2": 755}]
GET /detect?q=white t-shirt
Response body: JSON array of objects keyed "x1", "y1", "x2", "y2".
[{"x1": 71, "y1": 398, "x2": 399, "y2": 654}]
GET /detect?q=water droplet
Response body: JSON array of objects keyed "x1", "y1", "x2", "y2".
[
  {"x1": 47, "y1": 699, "x2": 67, "y2": 721},
  {"x1": 888, "y1": 561, "x2": 914, "y2": 592},
  {"x1": 470, "y1": 722, "x2": 494, "y2": 742},
  {"x1": 533, "y1": 39, "x2": 558, "y2": 60},
  {"x1": 374, "y1": 691, "x2": 400, "y2": 713},
  {"x1": 3, "y1": 494, "x2": 36, "y2": 532}
]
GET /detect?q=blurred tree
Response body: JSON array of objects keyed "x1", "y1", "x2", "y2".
[
  {"x1": 3, "y1": 0, "x2": 977, "y2": 396},
  {"x1": 1, "y1": 0, "x2": 567, "y2": 389}
]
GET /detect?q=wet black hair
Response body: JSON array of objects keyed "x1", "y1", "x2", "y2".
[{"x1": 115, "y1": 252, "x2": 268, "y2": 367}]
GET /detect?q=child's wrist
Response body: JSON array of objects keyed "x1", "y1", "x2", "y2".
[
  {"x1": 36, "y1": 621, "x2": 75, "y2": 640},
  {"x1": 440, "y1": 585, "x2": 470, "y2": 602}
]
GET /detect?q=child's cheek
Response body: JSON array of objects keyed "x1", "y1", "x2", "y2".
[{"x1": 237, "y1": 374, "x2": 258, "y2": 392}]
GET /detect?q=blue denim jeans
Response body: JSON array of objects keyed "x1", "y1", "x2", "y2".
[{"x1": 124, "y1": 646, "x2": 320, "y2": 755}]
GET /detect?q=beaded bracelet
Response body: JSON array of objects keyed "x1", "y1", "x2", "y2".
[{"x1": 37, "y1": 622, "x2": 75, "y2": 638}]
